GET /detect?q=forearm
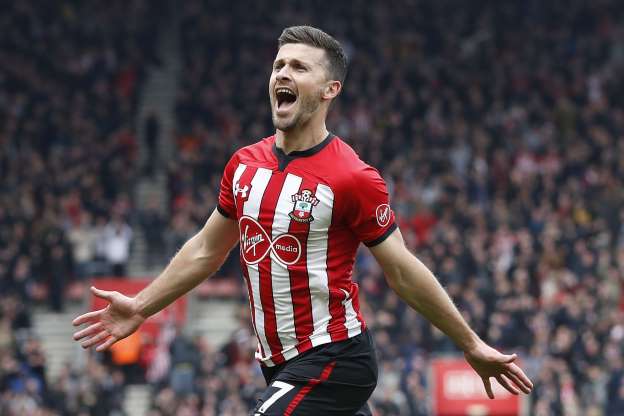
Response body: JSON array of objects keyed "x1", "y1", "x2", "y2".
[
  {"x1": 134, "y1": 232, "x2": 225, "y2": 318},
  {"x1": 384, "y1": 254, "x2": 480, "y2": 352}
]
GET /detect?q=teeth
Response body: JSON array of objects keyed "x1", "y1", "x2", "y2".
[{"x1": 276, "y1": 88, "x2": 296, "y2": 96}]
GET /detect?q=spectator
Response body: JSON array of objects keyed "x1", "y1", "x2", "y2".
[
  {"x1": 67, "y1": 211, "x2": 97, "y2": 280},
  {"x1": 143, "y1": 112, "x2": 161, "y2": 177},
  {"x1": 93, "y1": 215, "x2": 112, "y2": 275},
  {"x1": 140, "y1": 196, "x2": 167, "y2": 269},
  {"x1": 44, "y1": 244, "x2": 72, "y2": 312},
  {"x1": 168, "y1": 326, "x2": 201, "y2": 396},
  {"x1": 103, "y1": 216, "x2": 133, "y2": 277}
]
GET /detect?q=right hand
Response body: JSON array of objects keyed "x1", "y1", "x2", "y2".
[
  {"x1": 463, "y1": 340, "x2": 533, "y2": 399},
  {"x1": 72, "y1": 286, "x2": 146, "y2": 352}
]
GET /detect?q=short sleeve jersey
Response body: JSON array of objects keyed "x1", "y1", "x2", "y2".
[{"x1": 217, "y1": 134, "x2": 396, "y2": 366}]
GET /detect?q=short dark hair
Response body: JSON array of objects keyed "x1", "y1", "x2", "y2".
[{"x1": 278, "y1": 26, "x2": 347, "y2": 84}]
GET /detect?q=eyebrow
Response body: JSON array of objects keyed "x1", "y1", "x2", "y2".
[{"x1": 273, "y1": 58, "x2": 312, "y2": 68}]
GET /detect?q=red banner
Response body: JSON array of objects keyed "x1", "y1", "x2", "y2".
[
  {"x1": 431, "y1": 357, "x2": 522, "y2": 416},
  {"x1": 89, "y1": 277, "x2": 187, "y2": 340}
]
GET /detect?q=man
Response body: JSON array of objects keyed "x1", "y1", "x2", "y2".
[{"x1": 73, "y1": 26, "x2": 533, "y2": 415}]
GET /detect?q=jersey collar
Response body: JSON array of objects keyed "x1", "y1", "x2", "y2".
[{"x1": 272, "y1": 133, "x2": 334, "y2": 171}]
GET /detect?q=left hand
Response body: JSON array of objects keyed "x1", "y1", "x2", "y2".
[{"x1": 464, "y1": 340, "x2": 533, "y2": 399}]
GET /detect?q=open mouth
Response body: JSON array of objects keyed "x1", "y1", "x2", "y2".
[{"x1": 275, "y1": 87, "x2": 297, "y2": 111}]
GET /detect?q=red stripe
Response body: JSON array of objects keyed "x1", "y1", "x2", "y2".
[
  {"x1": 284, "y1": 361, "x2": 336, "y2": 416},
  {"x1": 257, "y1": 172, "x2": 287, "y2": 362},
  {"x1": 235, "y1": 166, "x2": 266, "y2": 357},
  {"x1": 241, "y1": 265, "x2": 266, "y2": 357},
  {"x1": 325, "y1": 211, "x2": 352, "y2": 342},
  {"x1": 287, "y1": 180, "x2": 317, "y2": 352}
]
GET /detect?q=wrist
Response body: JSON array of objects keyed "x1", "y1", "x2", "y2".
[
  {"x1": 458, "y1": 332, "x2": 482, "y2": 353},
  {"x1": 132, "y1": 295, "x2": 149, "y2": 320}
]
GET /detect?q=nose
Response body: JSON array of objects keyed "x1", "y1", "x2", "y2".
[{"x1": 276, "y1": 66, "x2": 291, "y2": 81}]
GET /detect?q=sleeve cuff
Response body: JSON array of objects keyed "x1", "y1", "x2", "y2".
[
  {"x1": 216, "y1": 204, "x2": 231, "y2": 218},
  {"x1": 364, "y1": 222, "x2": 397, "y2": 247}
]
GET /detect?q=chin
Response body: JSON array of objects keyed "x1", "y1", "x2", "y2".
[{"x1": 272, "y1": 116, "x2": 297, "y2": 132}]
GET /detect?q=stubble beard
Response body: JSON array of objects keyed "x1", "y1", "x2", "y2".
[{"x1": 272, "y1": 90, "x2": 322, "y2": 132}]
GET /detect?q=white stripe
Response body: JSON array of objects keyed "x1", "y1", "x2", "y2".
[
  {"x1": 310, "y1": 333, "x2": 332, "y2": 348},
  {"x1": 231, "y1": 163, "x2": 247, "y2": 210},
  {"x1": 243, "y1": 167, "x2": 273, "y2": 360},
  {"x1": 341, "y1": 289, "x2": 362, "y2": 338},
  {"x1": 306, "y1": 183, "x2": 333, "y2": 346},
  {"x1": 243, "y1": 167, "x2": 271, "y2": 218},
  {"x1": 270, "y1": 174, "x2": 302, "y2": 350},
  {"x1": 281, "y1": 345, "x2": 300, "y2": 361}
]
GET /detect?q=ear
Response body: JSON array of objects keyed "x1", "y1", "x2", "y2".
[{"x1": 321, "y1": 80, "x2": 342, "y2": 100}]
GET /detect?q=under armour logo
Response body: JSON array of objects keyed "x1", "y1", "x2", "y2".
[
  {"x1": 239, "y1": 216, "x2": 301, "y2": 266},
  {"x1": 376, "y1": 204, "x2": 391, "y2": 227},
  {"x1": 234, "y1": 183, "x2": 250, "y2": 199}
]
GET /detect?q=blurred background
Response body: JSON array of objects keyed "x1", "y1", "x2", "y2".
[{"x1": 2, "y1": 0, "x2": 624, "y2": 415}]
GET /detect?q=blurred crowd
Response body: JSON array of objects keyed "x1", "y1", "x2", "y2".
[
  {"x1": 0, "y1": 0, "x2": 157, "y2": 307},
  {"x1": 0, "y1": 1, "x2": 159, "y2": 415},
  {"x1": 0, "y1": 292, "x2": 129, "y2": 416},
  {"x1": 3, "y1": 0, "x2": 624, "y2": 415}
]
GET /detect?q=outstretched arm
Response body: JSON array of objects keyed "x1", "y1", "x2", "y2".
[
  {"x1": 73, "y1": 208, "x2": 239, "y2": 351},
  {"x1": 369, "y1": 228, "x2": 533, "y2": 398}
]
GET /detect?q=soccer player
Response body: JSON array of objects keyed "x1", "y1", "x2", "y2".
[{"x1": 73, "y1": 26, "x2": 533, "y2": 415}]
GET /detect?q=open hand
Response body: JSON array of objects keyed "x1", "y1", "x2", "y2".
[
  {"x1": 464, "y1": 341, "x2": 533, "y2": 399},
  {"x1": 72, "y1": 286, "x2": 145, "y2": 352}
]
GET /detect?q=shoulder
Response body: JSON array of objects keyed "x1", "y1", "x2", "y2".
[
  {"x1": 327, "y1": 136, "x2": 384, "y2": 185},
  {"x1": 233, "y1": 136, "x2": 275, "y2": 161},
  {"x1": 327, "y1": 136, "x2": 363, "y2": 165},
  {"x1": 222, "y1": 136, "x2": 275, "y2": 177}
]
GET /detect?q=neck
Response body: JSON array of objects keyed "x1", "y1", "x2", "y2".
[{"x1": 275, "y1": 118, "x2": 329, "y2": 155}]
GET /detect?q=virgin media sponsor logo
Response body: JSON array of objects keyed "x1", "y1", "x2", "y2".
[
  {"x1": 376, "y1": 204, "x2": 391, "y2": 227},
  {"x1": 239, "y1": 216, "x2": 301, "y2": 266}
]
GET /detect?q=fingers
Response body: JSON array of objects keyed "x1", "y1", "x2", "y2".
[
  {"x1": 73, "y1": 322, "x2": 103, "y2": 341},
  {"x1": 95, "y1": 336, "x2": 118, "y2": 352},
  {"x1": 502, "y1": 353, "x2": 517, "y2": 363},
  {"x1": 73, "y1": 286, "x2": 116, "y2": 326},
  {"x1": 91, "y1": 286, "x2": 116, "y2": 302},
  {"x1": 482, "y1": 376, "x2": 494, "y2": 399},
  {"x1": 505, "y1": 363, "x2": 533, "y2": 393},
  {"x1": 72, "y1": 308, "x2": 105, "y2": 326},
  {"x1": 504, "y1": 370, "x2": 532, "y2": 394},
  {"x1": 496, "y1": 374, "x2": 519, "y2": 395},
  {"x1": 81, "y1": 330, "x2": 110, "y2": 349}
]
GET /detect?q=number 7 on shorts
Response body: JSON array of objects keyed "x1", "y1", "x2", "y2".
[{"x1": 254, "y1": 381, "x2": 295, "y2": 415}]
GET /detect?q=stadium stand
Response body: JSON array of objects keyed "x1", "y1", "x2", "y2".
[
  {"x1": 0, "y1": 1, "x2": 158, "y2": 414},
  {"x1": 2, "y1": 0, "x2": 624, "y2": 415}
]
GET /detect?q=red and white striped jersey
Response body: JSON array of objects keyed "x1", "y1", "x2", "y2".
[{"x1": 217, "y1": 134, "x2": 396, "y2": 366}]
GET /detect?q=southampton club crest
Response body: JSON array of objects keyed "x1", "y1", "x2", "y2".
[{"x1": 289, "y1": 189, "x2": 319, "y2": 223}]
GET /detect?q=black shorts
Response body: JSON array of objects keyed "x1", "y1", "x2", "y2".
[{"x1": 251, "y1": 330, "x2": 378, "y2": 416}]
